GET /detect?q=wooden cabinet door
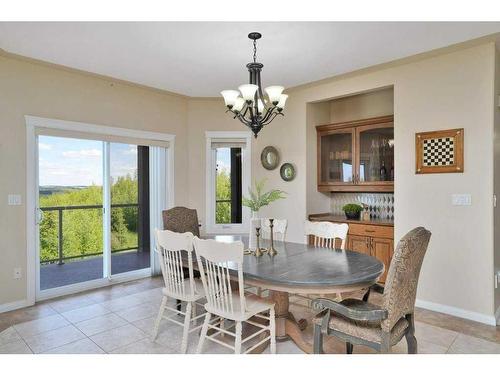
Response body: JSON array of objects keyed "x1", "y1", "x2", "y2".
[
  {"x1": 317, "y1": 128, "x2": 355, "y2": 186},
  {"x1": 371, "y1": 237, "x2": 393, "y2": 283},
  {"x1": 347, "y1": 235, "x2": 371, "y2": 256}
]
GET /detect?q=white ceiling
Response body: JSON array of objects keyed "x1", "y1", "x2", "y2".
[{"x1": 0, "y1": 22, "x2": 499, "y2": 97}]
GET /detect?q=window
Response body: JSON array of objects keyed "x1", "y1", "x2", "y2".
[{"x1": 206, "y1": 132, "x2": 251, "y2": 233}]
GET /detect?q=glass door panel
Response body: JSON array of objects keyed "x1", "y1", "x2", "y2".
[
  {"x1": 319, "y1": 130, "x2": 354, "y2": 184},
  {"x1": 110, "y1": 143, "x2": 150, "y2": 275},
  {"x1": 38, "y1": 135, "x2": 104, "y2": 290},
  {"x1": 357, "y1": 125, "x2": 394, "y2": 183}
]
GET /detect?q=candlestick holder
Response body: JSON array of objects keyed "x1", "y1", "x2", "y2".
[
  {"x1": 254, "y1": 227, "x2": 264, "y2": 257},
  {"x1": 268, "y1": 218, "x2": 278, "y2": 256}
]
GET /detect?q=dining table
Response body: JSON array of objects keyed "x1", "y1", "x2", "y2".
[{"x1": 200, "y1": 234, "x2": 385, "y2": 354}]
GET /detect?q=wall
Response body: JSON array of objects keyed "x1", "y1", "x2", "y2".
[
  {"x1": 0, "y1": 53, "x2": 189, "y2": 307},
  {"x1": 259, "y1": 43, "x2": 497, "y2": 321},
  {"x1": 329, "y1": 88, "x2": 394, "y2": 123}
]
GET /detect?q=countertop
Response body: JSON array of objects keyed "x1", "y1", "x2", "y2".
[{"x1": 308, "y1": 213, "x2": 394, "y2": 227}]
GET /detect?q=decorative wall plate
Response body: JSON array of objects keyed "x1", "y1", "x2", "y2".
[
  {"x1": 280, "y1": 163, "x2": 296, "y2": 182},
  {"x1": 260, "y1": 146, "x2": 280, "y2": 170}
]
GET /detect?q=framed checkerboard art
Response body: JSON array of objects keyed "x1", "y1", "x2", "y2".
[{"x1": 415, "y1": 128, "x2": 464, "y2": 174}]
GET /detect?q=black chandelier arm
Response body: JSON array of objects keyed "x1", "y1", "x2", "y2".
[
  {"x1": 261, "y1": 106, "x2": 277, "y2": 123},
  {"x1": 262, "y1": 111, "x2": 283, "y2": 126},
  {"x1": 235, "y1": 113, "x2": 252, "y2": 127}
]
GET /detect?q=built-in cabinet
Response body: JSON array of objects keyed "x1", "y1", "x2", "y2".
[{"x1": 317, "y1": 115, "x2": 394, "y2": 192}]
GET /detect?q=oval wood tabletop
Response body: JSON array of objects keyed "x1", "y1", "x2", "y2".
[{"x1": 203, "y1": 235, "x2": 384, "y2": 293}]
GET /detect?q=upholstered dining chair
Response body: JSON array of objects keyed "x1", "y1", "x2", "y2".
[
  {"x1": 162, "y1": 206, "x2": 200, "y2": 236},
  {"x1": 193, "y1": 237, "x2": 276, "y2": 354},
  {"x1": 153, "y1": 229, "x2": 206, "y2": 353},
  {"x1": 312, "y1": 227, "x2": 431, "y2": 354},
  {"x1": 304, "y1": 220, "x2": 349, "y2": 250},
  {"x1": 260, "y1": 218, "x2": 288, "y2": 242}
]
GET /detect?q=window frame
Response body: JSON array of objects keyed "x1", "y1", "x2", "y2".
[{"x1": 205, "y1": 131, "x2": 251, "y2": 234}]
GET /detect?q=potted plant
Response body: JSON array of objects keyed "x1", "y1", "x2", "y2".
[
  {"x1": 243, "y1": 179, "x2": 286, "y2": 249},
  {"x1": 342, "y1": 203, "x2": 363, "y2": 220}
]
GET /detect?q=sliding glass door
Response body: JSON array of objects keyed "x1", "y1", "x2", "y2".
[{"x1": 37, "y1": 136, "x2": 153, "y2": 293}]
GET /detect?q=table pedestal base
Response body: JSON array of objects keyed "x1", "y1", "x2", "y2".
[{"x1": 270, "y1": 290, "x2": 313, "y2": 354}]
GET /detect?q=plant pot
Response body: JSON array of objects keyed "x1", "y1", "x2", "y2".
[{"x1": 344, "y1": 211, "x2": 361, "y2": 220}]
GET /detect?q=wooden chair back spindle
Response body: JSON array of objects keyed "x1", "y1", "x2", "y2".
[{"x1": 304, "y1": 220, "x2": 349, "y2": 250}]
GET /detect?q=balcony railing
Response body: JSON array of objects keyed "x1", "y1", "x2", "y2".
[{"x1": 40, "y1": 203, "x2": 139, "y2": 265}]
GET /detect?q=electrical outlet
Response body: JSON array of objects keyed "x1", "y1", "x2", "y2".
[{"x1": 13, "y1": 268, "x2": 22, "y2": 279}]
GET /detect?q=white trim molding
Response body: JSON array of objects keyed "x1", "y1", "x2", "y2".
[
  {"x1": 205, "y1": 131, "x2": 252, "y2": 234},
  {"x1": 416, "y1": 299, "x2": 497, "y2": 326},
  {"x1": 0, "y1": 299, "x2": 31, "y2": 314}
]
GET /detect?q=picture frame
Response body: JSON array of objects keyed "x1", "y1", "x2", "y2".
[{"x1": 415, "y1": 128, "x2": 464, "y2": 174}]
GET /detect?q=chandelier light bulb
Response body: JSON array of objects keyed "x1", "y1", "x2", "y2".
[
  {"x1": 238, "y1": 84, "x2": 259, "y2": 103},
  {"x1": 220, "y1": 90, "x2": 240, "y2": 108},
  {"x1": 264, "y1": 86, "x2": 284, "y2": 105}
]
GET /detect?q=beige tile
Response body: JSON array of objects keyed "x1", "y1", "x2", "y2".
[
  {"x1": 0, "y1": 327, "x2": 22, "y2": 346},
  {"x1": 415, "y1": 321, "x2": 458, "y2": 348},
  {"x1": 61, "y1": 304, "x2": 110, "y2": 323},
  {"x1": 276, "y1": 340, "x2": 305, "y2": 354},
  {"x1": 14, "y1": 314, "x2": 70, "y2": 339},
  {"x1": 131, "y1": 316, "x2": 157, "y2": 335},
  {"x1": 43, "y1": 338, "x2": 105, "y2": 354},
  {"x1": 75, "y1": 313, "x2": 128, "y2": 336},
  {"x1": 418, "y1": 339, "x2": 449, "y2": 354},
  {"x1": 111, "y1": 338, "x2": 174, "y2": 354},
  {"x1": 89, "y1": 324, "x2": 146, "y2": 352},
  {"x1": 0, "y1": 339, "x2": 33, "y2": 354},
  {"x1": 48, "y1": 294, "x2": 97, "y2": 313},
  {"x1": 24, "y1": 325, "x2": 85, "y2": 353},
  {"x1": 99, "y1": 294, "x2": 144, "y2": 312},
  {"x1": 448, "y1": 334, "x2": 500, "y2": 354},
  {"x1": 114, "y1": 302, "x2": 161, "y2": 323}
]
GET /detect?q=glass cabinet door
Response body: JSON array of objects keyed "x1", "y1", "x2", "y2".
[
  {"x1": 319, "y1": 129, "x2": 354, "y2": 184},
  {"x1": 356, "y1": 124, "x2": 394, "y2": 184}
]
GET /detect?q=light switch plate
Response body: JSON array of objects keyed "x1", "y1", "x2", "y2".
[
  {"x1": 14, "y1": 268, "x2": 22, "y2": 279},
  {"x1": 8, "y1": 194, "x2": 22, "y2": 206},
  {"x1": 452, "y1": 194, "x2": 471, "y2": 206}
]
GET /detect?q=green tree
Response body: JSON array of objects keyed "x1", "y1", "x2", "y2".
[{"x1": 216, "y1": 169, "x2": 231, "y2": 224}]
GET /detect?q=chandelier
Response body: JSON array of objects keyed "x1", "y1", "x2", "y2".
[{"x1": 221, "y1": 32, "x2": 288, "y2": 138}]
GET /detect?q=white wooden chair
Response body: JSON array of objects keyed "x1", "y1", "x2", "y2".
[
  {"x1": 193, "y1": 237, "x2": 276, "y2": 354},
  {"x1": 294, "y1": 220, "x2": 349, "y2": 306},
  {"x1": 304, "y1": 220, "x2": 349, "y2": 249},
  {"x1": 260, "y1": 218, "x2": 288, "y2": 242},
  {"x1": 153, "y1": 229, "x2": 206, "y2": 353}
]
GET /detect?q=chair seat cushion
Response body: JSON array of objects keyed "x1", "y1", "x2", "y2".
[
  {"x1": 313, "y1": 298, "x2": 409, "y2": 345},
  {"x1": 162, "y1": 279, "x2": 205, "y2": 302}
]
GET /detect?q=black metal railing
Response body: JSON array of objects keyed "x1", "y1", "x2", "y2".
[{"x1": 39, "y1": 203, "x2": 139, "y2": 265}]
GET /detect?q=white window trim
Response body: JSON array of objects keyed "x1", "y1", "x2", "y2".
[
  {"x1": 205, "y1": 131, "x2": 251, "y2": 234},
  {"x1": 25, "y1": 115, "x2": 175, "y2": 303}
]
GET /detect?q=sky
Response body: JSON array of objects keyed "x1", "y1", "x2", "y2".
[
  {"x1": 38, "y1": 135, "x2": 137, "y2": 186},
  {"x1": 216, "y1": 147, "x2": 231, "y2": 175}
]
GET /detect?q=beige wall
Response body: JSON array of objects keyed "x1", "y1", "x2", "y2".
[
  {"x1": 0, "y1": 54, "x2": 189, "y2": 306},
  {"x1": 187, "y1": 43, "x2": 497, "y2": 319}
]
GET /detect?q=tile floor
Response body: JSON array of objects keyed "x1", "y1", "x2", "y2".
[{"x1": 1, "y1": 276, "x2": 499, "y2": 354}]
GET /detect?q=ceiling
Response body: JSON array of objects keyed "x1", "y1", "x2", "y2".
[{"x1": 0, "y1": 22, "x2": 499, "y2": 97}]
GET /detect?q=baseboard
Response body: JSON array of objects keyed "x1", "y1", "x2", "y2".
[
  {"x1": 416, "y1": 299, "x2": 497, "y2": 326},
  {"x1": 0, "y1": 299, "x2": 31, "y2": 314}
]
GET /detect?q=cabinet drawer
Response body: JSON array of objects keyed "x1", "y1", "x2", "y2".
[{"x1": 348, "y1": 223, "x2": 393, "y2": 239}]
